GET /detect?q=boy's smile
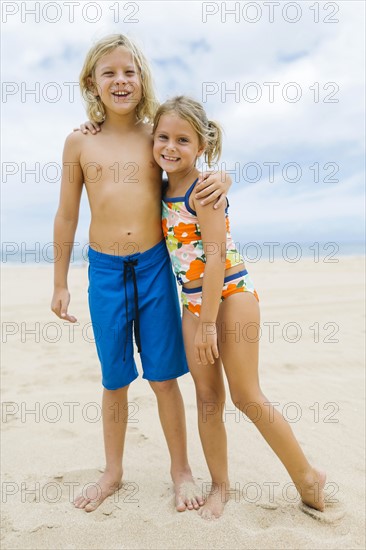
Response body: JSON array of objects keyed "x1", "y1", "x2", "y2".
[{"x1": 92, "y1": 46, "x2": 142, "y2": 115}]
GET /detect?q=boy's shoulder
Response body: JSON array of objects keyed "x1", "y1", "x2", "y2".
[
  {"x1": 63, "y1": 129, "x2": 94, "y2": 155},
  {"x1": 138, "y1": 120, "x2": 154, "y2": 139},
  {"x1": 64, "y1": 130, "x2": 86, "y2": 146}
]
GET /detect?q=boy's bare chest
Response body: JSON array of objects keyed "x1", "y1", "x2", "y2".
[{"x1": 80, "y1": 138, "x2": 160, "y2": 187}]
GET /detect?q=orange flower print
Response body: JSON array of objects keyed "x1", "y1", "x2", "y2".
[
  {"x1": 174, "y1": 222, "x2": 200, "y2": 244},
  {"x1": 222, "y1": 283, "x2": 244, "y2": 300},
  {"x1": 162, "y1": 217, "x2": 168, "y2": 237},
  {"x1": 185, "y1": 258, "x2": 205, "y2": 281},
  {"x1": 188, "y1": 302, "x2": 201, "y2": 316},
  {"x1": 225, "y1": 216, "x2": 230, "y2": 232},
  {"x1": 225, "y1": 257, "x2": 232, "y2": 270}
]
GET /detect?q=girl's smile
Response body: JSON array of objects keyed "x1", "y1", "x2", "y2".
[{"x1": 153, "y1": 113, "x2": 204, "y2": 175}]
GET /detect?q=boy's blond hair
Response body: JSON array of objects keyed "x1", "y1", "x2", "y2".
[
  {"x1": 153, "y1": 96, "x2": 222, "y2": 167},
  {"x1": 79, "y1": 34, "x2": 159, "y2": 124}
]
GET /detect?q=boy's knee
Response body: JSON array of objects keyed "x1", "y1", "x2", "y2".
[{"x1": 149, "y1": 379, "x2": 177, "y2": 394}]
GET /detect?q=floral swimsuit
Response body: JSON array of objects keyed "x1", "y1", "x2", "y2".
[{"x1": 162, "y1": 178, "x2": 259, "y2": 317}]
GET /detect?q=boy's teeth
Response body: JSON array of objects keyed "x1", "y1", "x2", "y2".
[{"x1": 164, "y1": 155, "x2": 178, "y2": 161}]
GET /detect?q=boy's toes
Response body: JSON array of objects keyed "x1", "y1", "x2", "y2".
[{"x1": 190, "y1": 498, "x2": 200, "y2": 510}]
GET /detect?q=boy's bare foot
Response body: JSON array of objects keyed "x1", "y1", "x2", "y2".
[
  {"x1": 198, "y1": 482, "x2": 229, "y2": 520},
  {"x1": 73, "y1": 470, "x2": 122, "y2": 512},
  {"x1": 296, "y1": 467, "x2": 326, "y2": 512},
  {"x1": 173, "y1": 470, "x2": 205, "y2": 511}
]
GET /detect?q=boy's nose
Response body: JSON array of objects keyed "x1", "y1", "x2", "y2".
[{"x1": 114, "y1": 73, "x2": 128, "y2": 84}]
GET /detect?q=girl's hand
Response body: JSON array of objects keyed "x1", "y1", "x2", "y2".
[
  {"x1": 195, "y1": 171, "x2": 232, "y2": 209},
  {"x1": 73, "y1": 120, "x2": 101, "y2": 135},
  {"x1": 194, "y1": 322, "x2": 219, "y2": 365},
  {"x1": 51, "y1": 288, "x2": 77, "y2": 323}
]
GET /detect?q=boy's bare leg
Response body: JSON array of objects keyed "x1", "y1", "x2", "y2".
[
  {"x1": 74, "y1": 385, "x2": 129, "y2": 512},
  {"x1": 149, "y1": 380, "x2": 205, "y2": 511}
]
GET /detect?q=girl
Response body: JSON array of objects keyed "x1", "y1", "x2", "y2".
[
  {"x1": 153, "y1": 96, "x2": 327, "y2": 520},
  {"x1": 52, "y1": 35, "x2": 231, "y2": 513}
]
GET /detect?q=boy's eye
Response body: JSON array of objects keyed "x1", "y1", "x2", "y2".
[{"x1": 103, "y1": 72, "x2": 113, "y2": 76}]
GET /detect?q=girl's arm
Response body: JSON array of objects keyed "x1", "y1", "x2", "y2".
[
  {"x1": 195, "y1": 170, "x2": 232, "y2": 209},
  {"x1": 191, "y1": 196, "x2": 227, "y2": 365},
  {"x1": 51, "y1": 132, "x2": 84, "y2": 323},
  {"x1": 73, "y1": 121, "x2": 101, "y2": 135}
]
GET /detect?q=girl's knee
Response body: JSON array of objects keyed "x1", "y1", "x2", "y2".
[
  {"x1": 196, "y1": 387, "x2": 225, "y2": 409},
  {"x1": 230, "y1": 388, "x2": 265, "y2": 413}
]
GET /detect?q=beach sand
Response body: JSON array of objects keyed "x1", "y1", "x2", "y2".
[{"x1": 1, "y1": 256, "x2": 365, "y2": 549}]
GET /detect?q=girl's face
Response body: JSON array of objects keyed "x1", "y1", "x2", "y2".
[
  {"x1": 153, "y1": 113, "x2": 205, "y2": 174},
  {"x1": 91, "y1": 46, "x2": 142, "y2": 117}
]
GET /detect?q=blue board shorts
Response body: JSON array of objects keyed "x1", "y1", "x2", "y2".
[{"x1": 88, "y1": 240, "x2": 189, "y2": 390}]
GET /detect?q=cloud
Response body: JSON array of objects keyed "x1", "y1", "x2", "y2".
[{"x1": 1, "y1": 0, "x2": 364, "y2": 250}]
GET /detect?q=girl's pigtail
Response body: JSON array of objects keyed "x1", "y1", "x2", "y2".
[{"x1": 206, "y1": 120, "x2": 223, "y2": 167}]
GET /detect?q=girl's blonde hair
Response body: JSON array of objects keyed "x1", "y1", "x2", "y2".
[
  {"x1": 79, "y1": 34, "x2": 159, "y2": 124},
  {"x1": 153, "y1": 96, "x2": 222, "y2": 167}
]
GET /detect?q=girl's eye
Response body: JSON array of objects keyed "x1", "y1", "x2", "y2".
[
  {"x1": 179, "y1": 138, "x2": 188, "y2": 143},
  {"x1": 126, "y1": 71, "x2": 135, "y2": 75},
  {"x1": 158, "y1": 135, "x2": 168, "y2": 140},
  {"x1": 103, "y1": 72, "x2": 113, "y2": 76}
]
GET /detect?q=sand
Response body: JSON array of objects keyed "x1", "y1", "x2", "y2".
[{"x1": 1, "y1": 255, "x2": 365, "y2": 549}]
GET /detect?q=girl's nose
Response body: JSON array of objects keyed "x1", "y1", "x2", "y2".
[{"x1": 166, "y1": 142, "x2": 176, "y2": 151}]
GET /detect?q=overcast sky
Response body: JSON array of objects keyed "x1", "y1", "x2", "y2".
[{"x1": 1, "y1": 0, "x2": 365, "y2": 260}]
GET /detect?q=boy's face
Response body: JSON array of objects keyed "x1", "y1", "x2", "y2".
[
  {"x1": 153, "y1": 113, "x2": 205, "y2": 175},
  {"x1": 92, "y1": 46, "x2": 142, "y2": 116}
]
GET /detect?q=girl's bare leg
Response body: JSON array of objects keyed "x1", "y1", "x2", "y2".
[
  {"x1": 182, "y1": 309, "x2": 230, "y2": 520},
  {"x1": 74, "y1": 385, "x2": 129, "y2": 512},
  {"x1": 217, "y1": 292, "x2": 326, "y2": 511},
  {"x1": 149, "y1": 379, "x2": 204, "y2": 511}
]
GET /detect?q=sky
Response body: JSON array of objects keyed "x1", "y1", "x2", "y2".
[{"x1": 1, "y1": 0, "x2": 365, "y2": 261}]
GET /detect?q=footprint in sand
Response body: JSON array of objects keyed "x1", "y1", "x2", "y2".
[{"x1": 299, "y1": 488, "x2": 346, "y2": 523}]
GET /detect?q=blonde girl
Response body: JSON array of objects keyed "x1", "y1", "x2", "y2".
[{"x1": 153, "y1": 96, "x2": 326, "y2": 520}]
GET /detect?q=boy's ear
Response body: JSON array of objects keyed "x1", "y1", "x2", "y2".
[{"x1": 87, "y1": 76, "x2": 98, "y2": 97}]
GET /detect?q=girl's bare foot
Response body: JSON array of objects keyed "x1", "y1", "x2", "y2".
[
  {"x1": 296, "y1": 467, "x2": 326, "y2": 512},
  {"x1": 198, "y1": 482, "x2": 229, "y2": 520},
  {"x1": 73, "y1": 470, "x2": 122, "y2": 512},
  {"x1": 173, "y1": 469, "x2": 205, "y2": 511}
]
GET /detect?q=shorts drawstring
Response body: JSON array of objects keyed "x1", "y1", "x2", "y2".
[{"x1": 123, "y1": 259, "x2": 141, "y2": 361}]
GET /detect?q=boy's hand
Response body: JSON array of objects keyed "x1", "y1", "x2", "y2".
[
  {"x1": 194, "y1": 322, "x2": 219, "y2": 366},
  {"x1": 51, "y1": 288, "x2": 77, "y2": 322},
  {"x1": 195, "y1": 171, "x2": 232, "y2": 209},
  {"x1": 73, "y1": 120, "x2": 101, "y2": 135}
]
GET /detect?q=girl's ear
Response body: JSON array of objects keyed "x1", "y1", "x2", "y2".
[{"x1": 197, "y1": 144, "x2": 206, "y2": 158}]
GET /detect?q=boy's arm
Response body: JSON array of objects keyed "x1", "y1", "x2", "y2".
[
  {"x1": 51, "y1": 132, "x2": 84, "y2": 322},
  {"x1": 191, "y1": 196, "x2": 227, "y2": 365},
  {"x1": 194, "y1": 170, "x2": 232, "y2": 209}
]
